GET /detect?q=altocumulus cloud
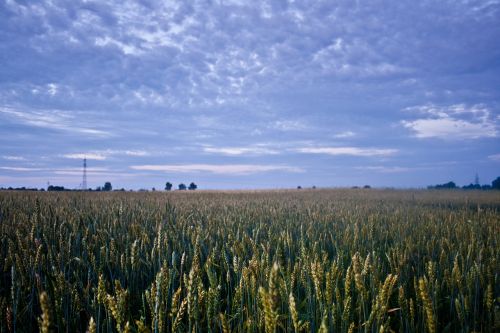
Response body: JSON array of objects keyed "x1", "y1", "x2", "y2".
[
  {"x1": 1, "y1": 0, "x2": 500, "y2": 188},
  {"x1": 401, "y1": 104, "x2": 499, "y2": 139}
]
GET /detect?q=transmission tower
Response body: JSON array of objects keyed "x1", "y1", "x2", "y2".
[{"x1": 82, "y1": 158, "x2": 87, "y2": 190}]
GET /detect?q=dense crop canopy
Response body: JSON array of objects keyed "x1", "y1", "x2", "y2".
[{"x1": 0, "y1": 189, "x2": 498, "y2": 332}]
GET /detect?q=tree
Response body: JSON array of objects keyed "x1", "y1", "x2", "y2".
[
  {"x1": 103, "y1": 182, "x2": 112, "y2": 191},
  {"x1": 178, "y1": 183, "x2": 186, "y2": 190},
  {"x1": 442, "y1": 181, "x2": 456, "y2": 189},
  {"x1": 429, "y1": 181, "x2": 456, "y2": 189},
  {"x1": 165, "y1": 182, "x2": 173, "y2": 191},
  {"x1": 492, "y1": 177, "x2": 500, "y2": 190},
  {"x1": 462, "y1": 183, "x2": 481, "y2": 190},
  {"x1": 48, "y1": 185, "x2": 65, "y2": 191},
  {"x1": 188, "y1": 182, "x2": 197, "y2": 190}
]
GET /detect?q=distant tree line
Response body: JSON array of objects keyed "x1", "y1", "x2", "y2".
[
  {"x1": 1, "y1": 181, "x2": 200, "y2": 192},
  {"x1": 165, "y1": 182, "x2": 197, "y2": 191},
  {"x1": 0, "y1": 182, "x2": 116, "y2": 192},
  {"x1": 45, "y1": 182, "x2": 115, "y2": 192},
  {"x1": 4, "y1": 177, "x2": 499, "y2": 191},
  {"x1": 428, "y1": 176, "x2": 500, "y2": 190},
  {"x1": 0, "y1": 187, "x2": 44, "y2": 191}
]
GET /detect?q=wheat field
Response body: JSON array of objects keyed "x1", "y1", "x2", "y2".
[{"x1": 0, "y1": 189, "x2": 498, "y2": 332}]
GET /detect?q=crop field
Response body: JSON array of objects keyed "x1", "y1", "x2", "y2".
[{"x1": 0, "y1": 189, "x2": 499, "y2": 332}]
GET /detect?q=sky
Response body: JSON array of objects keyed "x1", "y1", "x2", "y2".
[{"x1": 1, "y1": 0, "x2": 500, "y2": 190}]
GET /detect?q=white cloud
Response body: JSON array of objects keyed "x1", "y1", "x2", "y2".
[
  {"x1": 2, "y1": 155, "x2": 26, "y2": 161},
  {"x1": 63, "y1": 153, "x2": 107, "y2": 161},
  {"x1": 0, "y1": 165, "x2": 111, "y2": 175},
  {"x1": 489, "y1": 153, "x2": 500, "y2": 161},
  {"x1": 123, "y1": 150, "x2": 149, "y2": 156},
  {"x1": 402, "y1": 118, "x2": 496, "y2": 139},
  {"x1": 203, "y1": 146, "x2": 279, "y2": 156},
  {"x1": 0, "y1": 166, "x2": 43, "y2": 172},
  {"x1": 47, "y1": 83, "x2": 58, "y2": 96},
  {"x1": 95, "y1": 36, "x2": 143, "y2": 56},
  {"x1": 0, "y1": 106, "x2": 111, "y2": 137},
  {"x1": 271, "y1": 120, "x2": 308, "y2": 131},
  {"x1": 354, "y1": 166, "x2": 413, "y2": 173},
  {"x1": 295, "y1": 147, "x2": 397, "y2": 157},
  {"x1": 53, "y1": 167, "x2": 110, "y2": 176},
  {"x1": 333, "y1": 131, "x2": 355, "y2": 138},
  {"x1": 130, "y1": 164, "x2": 303, "y2": 175},
  {"x1": 402, "y1": 104, "x2": 498, "y2": 139},
  {"x1": 312, "y1": 39, "x2": 412, "y2": 78},
  {"x1": 62, "y1": 150, "x2": 150, "y2": 161}
]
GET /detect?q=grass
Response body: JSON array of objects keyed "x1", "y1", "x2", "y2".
[{"x1": 0, "y1": 189, "x2": 498, "y2": 332}]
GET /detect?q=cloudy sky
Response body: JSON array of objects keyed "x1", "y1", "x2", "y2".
[{"x1": 1, "y1": 0, "x2": 499, "y2": 189}]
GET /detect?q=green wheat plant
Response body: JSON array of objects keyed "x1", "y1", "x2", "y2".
[{"x1": 0, "y1": 189, "x2": 498, "y2": 332}]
